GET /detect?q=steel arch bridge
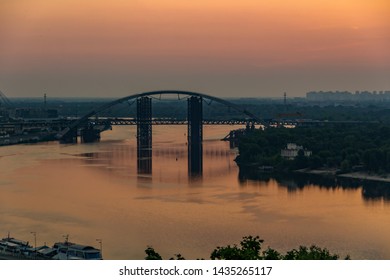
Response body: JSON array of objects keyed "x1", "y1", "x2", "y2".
[
  {"x1": 57, "y1": 90, "x2": 262, "y2": 140},
  {"x1": 57, "y1": 90, "x2": 262, "y2": 175}
]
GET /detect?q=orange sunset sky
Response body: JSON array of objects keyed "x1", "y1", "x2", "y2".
[{"x1": 0, "y1": 0, "x2": 389, "y2": 98}]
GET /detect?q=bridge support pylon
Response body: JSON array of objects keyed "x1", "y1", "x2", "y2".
[
  {"x1": 81, "y1": 124, "x2": 101, "y2": 143},
  {"x1": 60, "y1": 128, "x2": 78, "y2": 144},
  {"x1": 137, "y1": 96, "x2": 152, "y2": 174},
  {"x1": 187, "y1": 96, "x2": 203, "y2": 176}
]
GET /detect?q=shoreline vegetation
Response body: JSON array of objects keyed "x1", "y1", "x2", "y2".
[
  {"x1": 235, "y1": 124, "x2": 390, "y2": 185},
  {"x1": 145, "y1": 236, "x2": 350, "y2": 260}
]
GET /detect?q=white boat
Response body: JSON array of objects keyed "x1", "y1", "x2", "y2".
[
  {"x1": 52, "y1": 241, "x2": 102, "y2": 260},
  {"x1": 0, "y1": 237, "x2": 36, "y2": 259},
  {"x1": 0, "y1": 235, "x2": 102, "y2": 260}
]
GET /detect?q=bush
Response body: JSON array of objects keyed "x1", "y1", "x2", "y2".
[{"x1": 145, "y1": 236, "x2": 349, "y2": 260}]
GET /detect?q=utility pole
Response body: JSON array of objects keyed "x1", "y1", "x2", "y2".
[
  {"x1": 30, "y1": 231, "x2": 37, "y2": 257},
  {"x1": 96, "y1": 239, "x2": 103, "y2": 257}
]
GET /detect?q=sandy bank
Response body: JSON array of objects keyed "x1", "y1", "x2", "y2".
[
  {"x1": 295, "y1": 168, "x2": 390, "y2": 183},
  {"x1": 338, "y1": 172, "x2": 390, "y2": 183}
]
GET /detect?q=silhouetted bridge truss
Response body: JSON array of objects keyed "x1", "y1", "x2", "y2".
[
  {"x1": 53, "y1": 90, "x2": 263, "y2": 176},
  {"x1": 56, "y1": 90, "x2": 262, "y2": 139},
  {"x1": 97, "y1": 118, "x2": 262, "y2": 126},
  {"x1": 9, "y1": 118, "x2": 261, "y2": 127}
]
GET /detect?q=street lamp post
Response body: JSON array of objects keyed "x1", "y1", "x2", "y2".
[
  {"x1": 96, "y1": 239, "x2": 102, "y2": 258},
  {"x1": 30, "y1": 232, "x2": 36, "y2": 258}
]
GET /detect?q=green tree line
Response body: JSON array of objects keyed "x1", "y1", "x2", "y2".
[
  {"x1": 144, "y1": 236, "x2": 349, "y2": 260},
  {"x1": 236, "y1": 124, "x2": 390, "y2": 173}
]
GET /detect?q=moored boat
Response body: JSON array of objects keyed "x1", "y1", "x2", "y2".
[
  {"x1": 0, "y1": 235, "x2": 102, "y2": 260},
  {"x1": 52, "y1": 241, "x2": 102, "y2": 260}
]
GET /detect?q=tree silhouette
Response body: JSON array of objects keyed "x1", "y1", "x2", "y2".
[{"x1": 145, "y1": 236, "x2": 349, "y2": 260}]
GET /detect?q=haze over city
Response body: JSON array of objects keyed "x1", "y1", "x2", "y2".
[{"x1": 1, "y1": 0, "x2": 389, "y2": 98}]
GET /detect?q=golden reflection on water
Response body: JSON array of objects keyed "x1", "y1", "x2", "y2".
[{"x1": 1, "y1": 125, "x2": 390, "y2": 259}]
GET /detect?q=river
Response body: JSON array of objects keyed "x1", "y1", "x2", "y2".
[{"x1": 1, "y1": 125, "x2": 390, "y2": 259}]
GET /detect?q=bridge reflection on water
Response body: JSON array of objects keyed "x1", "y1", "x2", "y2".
[{"x1": 78, "y1": 141, "x2": 237, "y2": 183}]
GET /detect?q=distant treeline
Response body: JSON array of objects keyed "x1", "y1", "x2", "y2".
[
  {"x1": 10, "y1": 98, "x2": 390, "y2": 122},
  {"x1": 306, "y1": 90, "x2": 390, "y2": 102},
  {"x1": 236, "y1": 124, "x2": 390, "y2": 174}
]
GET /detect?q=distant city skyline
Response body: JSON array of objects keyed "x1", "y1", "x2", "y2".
[{"x1": 1, "y1": 0, "x2": 389, "y2": 98}]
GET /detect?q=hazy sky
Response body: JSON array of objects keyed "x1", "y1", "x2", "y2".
[{"x1": 1, "y1": 0, "x2": 389, "y2": 98}]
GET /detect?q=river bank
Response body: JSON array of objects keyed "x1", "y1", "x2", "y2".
[
  {"x1": 295, "y1": 168, "x2": 390, "y2": 184},
  {"x1": 338, "y1": 172, "x2": 390, "y2": 183},
  {"x1": 239, "y1": 163, "x2": 390, "y2": 185},
  {"x1": 0, "y1": 132, "x2": 56, "y2": 146}
]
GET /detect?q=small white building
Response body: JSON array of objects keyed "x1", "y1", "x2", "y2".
[{"x1": 281, "y1": 143, "x2": 312, "y2": 160}]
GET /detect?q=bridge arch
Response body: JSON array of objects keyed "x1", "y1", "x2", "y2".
[{"x1": 58, "y1": 90, "x2": 262, "y2": 139}]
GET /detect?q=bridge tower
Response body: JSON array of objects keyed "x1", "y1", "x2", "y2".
[
  {"x1": 137, "y1": 96, "x2": 152, "y2": 174},
  {"x1": 187, "y1": 96, "x2": 203, "y2": 176}
]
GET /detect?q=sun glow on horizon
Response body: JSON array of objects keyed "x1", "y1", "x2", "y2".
[{"x1": 0, "y1": 0, "x2": 389, "y2": 97}]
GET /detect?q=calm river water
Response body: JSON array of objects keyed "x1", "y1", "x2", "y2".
[{"x1": 1, "y1": 125, "x2": 390, "y2": 259}]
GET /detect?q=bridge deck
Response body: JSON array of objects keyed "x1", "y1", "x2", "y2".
[{"x1": 1, "y1": 118, "x2": 262, "y2": 128}]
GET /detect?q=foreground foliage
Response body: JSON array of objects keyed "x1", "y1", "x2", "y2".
[{"x1": 145, "y1": 236, "x2": 349, "y2": 260}]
